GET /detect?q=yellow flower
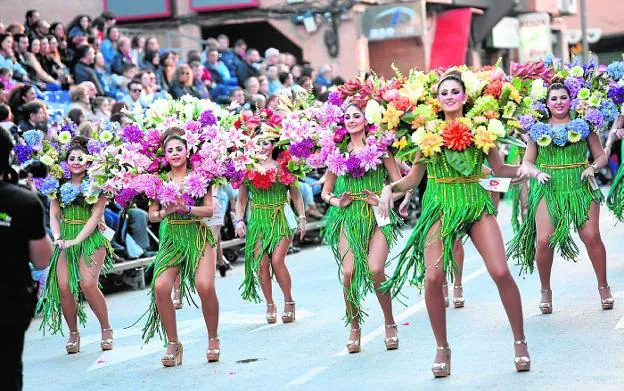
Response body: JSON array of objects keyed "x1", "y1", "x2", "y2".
[
  {"x1": 382, "y1": 103, "x2": 404, "y2": 130},
  {"x1": 510, "y1": 88, "x2": 522, "y2": 103},
  {"x1": 474, "y1": 127, "x2": 497, "y2": 153},
  {"x1": 419, "y1": 131, "x2": 443, "y2": 157},
  {"x1": 411, "y1": 127, "x2": 426, "y2": 145},
  {"x1": 487, "y1": 119, "x2": 506, "y2": 138},
  {"x1": 364, "y1": 100, "x2": 384, "y2": 125},
  {"x1": 399, "y1": 79, "x2": 425, "y2": 104},
  {"x1": 392, "y1": 136, "x2": 408, "y2": 150}
]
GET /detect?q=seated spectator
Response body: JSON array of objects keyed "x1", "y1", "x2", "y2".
[
  {"x1": 66, "y1": 15, "x2": 92, "y2": 51},
  {"x1": 77, "y1": 121, "x2": 93, "y2": 137},
  {"x1": 245, "y1": 76, "x2": 260, "y2": 97},
  {"x1": 144, "y1": 36, "x2": 159, "y2": 56},
  {"x1": 267, "y1": 94, "x2": 279, "y2": 110},
  {"x1": 110, "y1": 101, "x2": 128, "y2": 115},
  {"x1": 23, "y1": 38, "x2": 60, "y2": 88},
  {"x1": 130, "y1": 35, "x2": 145, "y2": 67},
  {"x1": 24, "y1": 9, "x2": 40, "y2": 40},
  {"x1": 157, "y1": 51, "x2": 176, "y2": 92},
  {"x1": 246, "y1": 48, "x2": 262, "y2": 72},
  {"x1": 190, "y1": 61, "x2": 210, "y2": 99},
  {"x1": 230, "y1": 87, "x2": 246, "y2": 107},
  {"x1": 49, "y1": 22, "x2": 71, "y2": 65},
  {"x1": 297, "y1": 75, "x2": 313, "y2": 91},
  {"x1": 291, "y1": 64, "x2": 302, "y2": 80},
  {"x1": 142, "y1": 49, "x2": 160, "y2": 72},
  {"x1": 73, "y1": 45, "x2": 104, "y2": 95},
  {"x1": 314, "y1": 65, "x2": 333, "y2": 88},
  {"x1": 205, "y1": 48, "x2": 237, "y2": 86},
  {"x1": 7, "y1": 84, "x2": 36, "y2": 120},
  {"x1": 112, "y1": 63, "x2": 138, "y2": 95},
  {"x1": 0, "y1": 34, "x2": 28, "y2": 82},
  {"x1": 92, "y1": 96, "x2": 111, "y2": 122},
  {"x1": 232, "y1": 39, "x2": 257, "y2": 84},
  {"x1": 0, "y1": 68, "x2": 15, "y2": 92},
  {"x1": 264, "y1": 47, "x2": 280, "y2": 68},
  {"x1": 99, "y1": 26, "x2": 120, "y2": 66},
  {"x1": 109, "y1": 111, "x2": 129, "y2": 126},
  {"x1": 32, "y1": 20, "x2": 50, "y2": 41},
  {"x1": 250, "y1": 93, "x2": 266, "y2": 110},
  {"x1": 267, "y1": 65, "x2": 283, "y2": 96},
  {"x1": 121, "y1": 79, "x2": 146, "y2": 113},
  {"x1": 111, "y1": 36, "x2": 133, "y2": 75},
  {"x1": 93, "y1": 51, "x2": 118, "y2": 98},
  {"x1": 0, "y1": 103, "x2": 18, "y2": 142},
  {"x1": 169, "y1": 64, "x2": 200, "y2": 99},
  {"x1": 68, "y1": 85, "x2": 94, "y2": 121},
  {"x1": 17, "y1": 100, "x2": 46, "y2": 134},
  {"x1": 0, "y1": 81, "x2": 7, "y2": 103},
  {"x1": 258, "y1": 75, "x2": 270, "y2": 97},
  {"x1": 67, "y1": 107, "x2": 86, "y2": 126}
]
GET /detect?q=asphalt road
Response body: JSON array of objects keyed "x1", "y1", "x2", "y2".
[{"x1": 22, "y1": 199, "x2": 624, "y2": 390}]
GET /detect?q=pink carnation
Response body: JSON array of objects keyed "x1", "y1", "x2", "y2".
[
  {"x1": 326, "y1": 148, "x2": 347, "y2": 176},
  {"x1": 145, "y1": 129, "x2": 161, "y2": 148},
  {"x1": 131, "y1": 174, "x2": 162, "y2": 199}
]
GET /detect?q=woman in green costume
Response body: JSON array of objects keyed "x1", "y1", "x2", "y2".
[
  {"x1": 380, "y1": 74, "x2": 531, "y2": 376},
  {"x1": 321, "y1": 103, "x2": 402, "y2": 353},
  {"x1": 144, "y1": 128, "x2": 220, "y2": 367},
  {"x1": 509, "y1": 83, "x2": 614, "y2": 313},
  {"x1": 234, "y1": 139, "x2": 306, "y2": 324},
  {"x1": 38, "y1": 137, "x2": 114, "y2": 354},
  {"x1": 605, "y1": 115, "x2": 624, "y2": 220}
]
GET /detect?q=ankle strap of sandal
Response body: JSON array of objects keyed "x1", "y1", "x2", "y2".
[
  {"x1": 598, "y1": 285, "x2": 611, "y2": 291},
  {"x1": 168, "y1": 341, "x2": 179, "y2": 345},
  {"x1": 209, "y1": 337, "x2": 219, "y2": 342},
  {"x1": 540, "y1": 288, "x2": 552, "y2": 293},
  {"x1": 385, "y1": 323, "x2": 398, "y2": 329},
  {"x1": 454, "y1": 284, "x2": 463, "y2": 289},
  {"x1": 69, "y1": 331, "x2": 80, "y2": 335},
  {"x1": 284, "y1": 301, "x2": 296, "y2": 305},
  {"x1": 437, "y1": 345, "x2": 450, "y2": 351},
  {"x1": 514, "y1": 340, "x2": 528, "y2": 346}
]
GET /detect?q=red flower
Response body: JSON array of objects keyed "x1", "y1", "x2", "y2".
[
  {"x1": 484, "y1": 80, "x2": 503, "y2": 99},
  {"x1": 248, "y1": 169, "x2": 276, "y2": 190},
  {"x1": 278, "y1": 166, "x2": 296, "y2": 186},
  {"x1": 391, "y1": 95, "x2": 412, "y2": 112},
  {"x1": 269, "y1": 113, "x2": 283, "y2": 127},
  {"x1": 276, "y1": 150, "x2": 291, "y2": 166},
  {"x1": 442, "y1": 121, "x2": 473, "y2": 151}
]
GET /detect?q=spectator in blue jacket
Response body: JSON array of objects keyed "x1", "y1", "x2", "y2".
[
  {"x1": 72, "y1": 45, "x2": 104, "y2": 96},
  {"x1": 110, "y1": 36, "x2": 133, "y2": 75},
  {"x1": 93, "y1": 51, "x2": 118, "y2": 98},
  {"x1": 99, "y1": 26, "x2": 119, "y2": 67},
  {"x1": 0, "y1": 34, "x2": 29, "y2": 82}
]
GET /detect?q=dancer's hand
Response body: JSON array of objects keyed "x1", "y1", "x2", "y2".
[
  {"x1": 379, "y1": 185, "x2": 393, "y2": 215},
  {"x1": 235, "y1": 221, "x2": 247, "y2": 238},
  {"x1": 361, "y1": 189, "x2": 380, "y2": 206},
  {"x1": 162, "y1": 202, "x2": 179, "y2": 216},
  {"x1": 535, "y1": 171, "x2": 551, "y2": 184},
  {"x1": 53, "y1": 239, "x2": 65, "y2": 248},
  {"x1": 515, "y1": 164, "x2": 531, "y2": 182},
  {"x1": 580, "y1": 166, "x2": 596, "y2": 181},
  {"x1": 296, "y1": 218, "x2": 306, "y2": 240},
  {"x1": 398, "y1": 193, "x2": 411, "y2": 217},
  {"x1": 61, "y1": 239, "x2": 78, "y2": 249},
  {"x1": 337, "y1": 192, "x2": 353, "y2": 208},
  {"x1": 616, "y1": 128, "x2": 624, "y2": 139}
]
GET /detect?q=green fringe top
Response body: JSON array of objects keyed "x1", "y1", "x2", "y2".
[
  {"x1": 507, "y1": 140, "x2": 604, "y2": 274},
  {"x1": 382, "y1": 148, "x2": 495, "y2": 296},
  {"x1": 37, "y1": 202, "x2": 113, "y2": 335},
  {"x1": 142, "y1": 212, "x2": 216, "y2": 343},
  {"x1": 240, "y1": 182, "x2": 295, "y2": 303},
  {"x1": 607, "y1": 164, "x2": 624, "y2": 221},
  {"x1": 324, "y1": 168, "x2": 402, "y2": 324}
]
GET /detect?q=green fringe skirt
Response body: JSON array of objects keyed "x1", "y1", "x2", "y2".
[
  {"x1": 142, "y1": 213, "x2": 215, "y2": 343},
  {"x1": 507, "y1": 141, "x2": 604, "y2": 274},
  {"x1": 324, "y1": 169, "x2": 402, "y2": 324},
  {"x1": 607, "y1": 164, "x2": 624, "y2": 221},
  {"x1": 37, "y1": 204, "x2": 113, "y2": 335},
  {"x1": 240, "y1": 183, "x2": 295, "y2": 303}
]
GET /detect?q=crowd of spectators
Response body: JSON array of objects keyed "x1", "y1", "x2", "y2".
[{"x1": 1, "y1": 8, "x2": 345, "y2": 266}]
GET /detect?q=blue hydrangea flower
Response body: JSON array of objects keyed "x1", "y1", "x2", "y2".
[
  {"x1": 531, "y1": 101, "x2": 549, "y2": 116},
  {"x1": 543, "y1": 53, "x2": 555, "y2": 67},
  {"x1": 564, "y1": 77, "x2": 584, "y2": 99},
  {"x1": 13, "y1": 145, "x2": 34, "y2": 164},
  {"x1": 528, "y1": 122, "x2": 551, "y2": 143},
  {"x1": 22, "y1": 130, "x2": 44, "y2": 147},
  {"x1": 552, "y1": 124, "x2": 569, "y2": 146},
  {"x1": 567, "y1": 118, "x2": 591, "y2": 139},
  {"x1": 87, "y1": 139, "x2": 106, "y2": 155},
  {"x1": 607, "y1": 61, "x2": 624, "y2": 81},
  {"x1": 60, "y1": 182, "x2": 82, "y2": 205},
  {"x1": 39, "y1": 176, "x2": 59, "y2": 196},
  {"x1": 600, "y1": 100, "x2": 619, "y2": 123},
  {"x1": 584, "y1": 108, "x2": 604, "y2": 128},
  {"x1": 518, "y1": 115, "x2": 536, "y2": 132}
]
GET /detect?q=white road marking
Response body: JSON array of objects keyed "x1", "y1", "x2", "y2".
[
  {"x1": 616, "y1": 314, "x2": 624, "y2": 329},
  {"x1": 613, "y1": 290, "x2": 624, "y2": 299},
  {"x1": 284, "y1": 366, "x2": 329, "y2": 387}
]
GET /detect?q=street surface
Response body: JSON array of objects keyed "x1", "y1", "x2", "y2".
[{"x1": 23, "y1": 199, "x2": 624, "y2": 390}]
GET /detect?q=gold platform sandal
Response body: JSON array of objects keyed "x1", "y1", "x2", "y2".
[
  {"x1": 282, "y1": 301, "x2": 296, "y2": 323},
  {"x1": 65, "y1": 331, "x2": 80, "y2": 354},
  {"x1": 514, "y1": 340, "x2": 531, "y2": 372},
  {"x1": 432, "y1": 345, "x2": 451, "y2": 378},
  {"x1": 100, "y1": 328, "x2": 113, "y2": 351},
  {"x1": 161, "y1": 341, "x2": 183, "y2": 367}
]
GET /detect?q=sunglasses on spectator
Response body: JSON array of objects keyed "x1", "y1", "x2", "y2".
[{"x1": 181, "y1": 72, "x2": 190, "y2": 75}]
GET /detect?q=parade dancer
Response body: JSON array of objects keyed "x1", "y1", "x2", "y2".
[
  {"x1": 508, "y1": 83, "x2": 614, "y2": 313},
  {"x1": 606, "y1": 115, "x2": 624, "y2": 220},
  {"x1": 234, "y1": 138, "x2": 306, "y2": 324},
  {"x1": 143, "y1": 128, "x2": 221, "y2": 366},
  {"x1": 381, "y1": 74, "x2": 530, "y2": 376},
  {"x1": 38, "y1": 136, "x2": 114, "y2": 354},
  {"x1": 321, "y1": 102, "x2": 402, "y2": 353}
]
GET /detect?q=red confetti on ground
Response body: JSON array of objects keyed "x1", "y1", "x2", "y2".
[
  {"x1": 97, "y1": 360, "x2": 106, "y2": 364},
  {"x1": 402, "y1": 322, "x2": 410, "y2": 326}
]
